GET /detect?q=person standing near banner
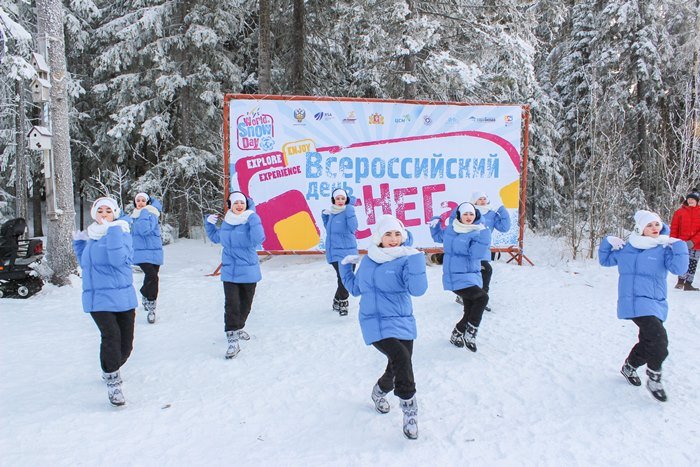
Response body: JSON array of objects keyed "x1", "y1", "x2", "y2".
[
  {"x1": 470, "y1": 191, "x2": 511, "y2": 311},
  {"x1": 430, "y1": 202, "x2": 491, "y2": 352},
  {"x1": 339, "y1": 215, "x2": 427, "y2": 440},
  {"x1": 130, "y1": 192, "x2": 164, "y2": 323},
  {"x1": 205, "y1": 191, "x2": 265, "y2": 359},
  {"x1": 321, "y1": 188, "x2": 358, "y2": 316},
  {"x1": 670, "y1": 191, "x2": 700, "y2": 291}
]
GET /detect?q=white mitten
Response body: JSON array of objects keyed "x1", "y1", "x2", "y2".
[
  {"x1": 341, "y1": 254, "x2": 360, "y2": 265},
  {"x1": 206, "y1": 214, "x2": 219, "y2": 225},
  {"x1": 322, "y1": 209, "x2": 331, "y2": 215},
  {"x1": 606, "y1": 236, "x2": 625, "y2": 251},
  {"x1": 428, "y1": 218, "x2": 440, "y2": 228},
  {"x1": 72, "y1": 231, "x2": 89, "y2": 241}
]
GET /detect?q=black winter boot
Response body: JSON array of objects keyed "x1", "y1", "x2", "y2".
[
  {"x1": 338, "y1": 299, "x2": 349, "y2": 316},
  {"x1": 620, "y1": 360, "x2": 641, "y2": 386},
  {"x1": 464, "y1": 323, "x2": 478, "y2": 352},
  {"x1": 450, "y1": 327, "x2": 464, "y2": 348},
  {"x1": 683, "y1": 281, "x2": 699, "y2": 291},
  {"x1": 646, "y1": 369, "x2": 667, "y2": 402}
]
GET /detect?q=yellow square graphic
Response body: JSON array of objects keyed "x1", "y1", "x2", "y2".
[{"x1": 274, "y1": 212, "x2": 320, "y2": 250}]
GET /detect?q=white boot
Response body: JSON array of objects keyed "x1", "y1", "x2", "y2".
[
  {"x1": 104, "y1": 371, "x2": 125, "y2": 406},
  {"x1": 399, "y1": 396, "x2": 418, "y2": 440},
  {"x1": 143, "y1": 296, "x2": 156, "y2": 324},
  {"x1": 225, "y1": 331, "x2": 241, "y2": 359},
  {"x1": 371, "y1": 383, "x2": 390, "y2": 414}
]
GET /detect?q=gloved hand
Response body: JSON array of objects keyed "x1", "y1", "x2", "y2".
[
  {"x1": 428, "y1": 217, "x2": 440, "y2": 228},
  {"x1": 322, "y1": 209, "x2": 330, "y2": 215},
  {"x1": 606, "y1": 236, "x2": 625, "y2": 251},
  {"x1": 341, "y1": 254, "x2": 361, "y2": 265},
  {"x1": 206, "y1": 214, "x2": 219, "y2": 225},
  {"x1": 687, "y1": 240, "x2": 695, "y2": 249},
  {"x1": 72, "y1": 230, "x2": 89, "y2": 241}
]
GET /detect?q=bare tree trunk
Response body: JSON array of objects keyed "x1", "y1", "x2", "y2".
[
  {"x1": 403, "y1": 0, "x2": 416, "y2": 100},
  {"x1": 258, "y1": 0, "x2": 271, "y2": 94},
  {"x1": 15, "y1": 80, "x2": 29, "y2": 224},
  {"x1": 37, "y1": 0, "x2": 78, "y2": 285},
  {"x1": 291, "y1": 0, "x2": 304, "y2": 95}
]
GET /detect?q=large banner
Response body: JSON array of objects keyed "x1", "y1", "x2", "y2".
[{"x1": 225, "y1": 95, "x2": 525, "y2": 252}]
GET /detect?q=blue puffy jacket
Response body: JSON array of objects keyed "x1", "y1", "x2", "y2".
[
  {"x1": 322, "y1": 201, "x2": 358, "y2": 263},
  {"x1": 340, "y1": 251, "x2": 428, "y2": 345},
  {"x1": 73, "y1": 226, "x2": 138, "y2": 313},
  {"x1": 451, "y1": 205, "x2": 510, "y2": 261},
  {"x1": 205, "y1": 202, "x2": 266, "y2": 283},
  {"x1": 131, "y1": 204, "x2": 164, "y2": 265},
  {"x1": 599, "y1": 237, "x2": 689, "y2": 321},
  {"x1": 431, "y1": 220, "x2": 491, "y2": 291}
]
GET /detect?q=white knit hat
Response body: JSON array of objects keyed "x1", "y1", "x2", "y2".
[
  {"x1": 634, "y1": 210, "x2": 662, "y2": 235},
  {"x1": 91, "y1": 197, "x2": 120, "y2": 220},
  {"x1": 134, "y1": 192, "x2": 149, "y2": 203},
  {"x1": 229, "y1": 191, "x2": 247, "y2": 205},
  {"x1": 471, "y1": 191, "x2": 488, "y2": 204},
  {"x1": 372, "y1": 215, "x2": 407, "y2": 246},
  {"x1": 332, "y1": 188, "x2": 348, "y2": 200}
]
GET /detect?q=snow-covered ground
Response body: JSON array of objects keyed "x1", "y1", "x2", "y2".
[{"x1": 1, "y1": 234, "x2": 698, "y2": 466}]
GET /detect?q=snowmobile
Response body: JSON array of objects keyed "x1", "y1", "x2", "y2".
[{"x1": 0, "y1": 218, "x2": 44, "y2": 298}]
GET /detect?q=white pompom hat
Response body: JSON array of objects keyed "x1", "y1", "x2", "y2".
[
  {"x1": 91, "y1": 197, "x2": 120, "y2": 220},
  {"x1": 634, "y1": 210, "x2": 662, "y2": 235},
  {"x1": 372, "y1": 215, "x2": 407, "y2": 246}
]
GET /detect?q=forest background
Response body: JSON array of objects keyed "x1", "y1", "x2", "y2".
[{"x1": 1, "y1": 0, "x2": 699, "y2": 262}]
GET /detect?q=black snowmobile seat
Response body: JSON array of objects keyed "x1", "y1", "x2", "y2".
[{"x1": 0, "y1": 218, "x2": 27, "y2": 263}]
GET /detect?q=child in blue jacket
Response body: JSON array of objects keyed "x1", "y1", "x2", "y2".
[
  {"x1": 205, "y1": 191, "x2": 265, "y2": 359},
  {"x1": 340, "y1": 215, "x2": 427, "y2": 440},
  {"x1": 131, "y1": 193, "x2": 164, "y2": 323},
  {"x1": 322, "y1": 188, "x2": 358, "y2": 316},
  {"x1": 73, "y1": 197, "x2": 138, "y2": 406},
  {"x1": 431, "y1": 202, "x2": 491, "y2": 352},
  {"x1": 471, "y1": 191, "x2": 511, "y2": 310},
  {"x1": 599, "y1": 210, "x2": 689, "y2": 402}
]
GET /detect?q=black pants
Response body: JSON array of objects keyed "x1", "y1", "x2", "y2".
[
  {"x1": 627, "y1": 316, "x2": 669, "y2": 372},
  {"x1": 223, "y1": 282, "x2": 257, "y2": 332},
  {"x1": 138, "y1": 263, "x2": 160, "y2": 301},
  {"x1": 454, "y1": 286, "x2": 489, "y2": 332},
  {"x1": 481, "y1": 261, "x2": 493, "y2": 293},
  {"x1": 331, "y1": 262, "x2": 350, "y2": 300},
  {"x1": 372, "y1": 338, "x2": 416, "y2": 400},
  {"x1": 91, "y1": 310, "x2": 135, "y2": 373}
]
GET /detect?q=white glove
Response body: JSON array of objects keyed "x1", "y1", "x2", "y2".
[
  {"x1": 72, "y1": 230, "x2": 89, "y2": 241},
  {"x1": 428, "y1": 218, "x2": 440, "y2": 228},
  {"x1": 341, "y1": 254, "x2": 360, "y2": 265},
  {"x1": 606, "y1": 236, "x2": 625, "y2": 251},
  {"x1": 322, "y1": 209, "x2": 330, "y2": 215},
  {"x1": 206, "y1": 214, "x2": 219, "y2": 225}
]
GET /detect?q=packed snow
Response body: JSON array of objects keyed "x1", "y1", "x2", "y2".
[{"x1": 1, "y1": 233, "x2": 698, "y2": 465}]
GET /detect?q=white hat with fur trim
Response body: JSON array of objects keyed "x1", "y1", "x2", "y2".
[
  {"x1": 372, "y1": 215, "x2": 407, "y2": 246},
  {"x1": 91, "y1": 197, "x2": 121, "y2": 220},
  {"x1": 633, "y1": 210, "x2": 662, "y2": 235},
  {"x1": 471, "y1": 191, "x2": 488, "y2": 204}
]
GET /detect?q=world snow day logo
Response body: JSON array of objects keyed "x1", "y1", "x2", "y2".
[
  {"x1": 342, "y1": 111, "x2": 357, "y2": 124},
  {"x1": 236, "y1": 107, "x2": 275, "y2": 151}
]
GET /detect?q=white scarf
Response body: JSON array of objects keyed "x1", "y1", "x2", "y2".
[
  {"x1": 224, "y1": 210, "x2": 254, "y2": 225},
  {"x1": 367, "y1": 243, "x2": 421, "y2": 264},
  {"x1": 628, "y1": 233, "x2": 672, "y2": 250},
  {"x1": 130, "y1": 205, "x2": 161, "y2": 219},
  {"x1": 476, "y1": 205, "x2": 491, "y2": 215},
  {"x1": 87, "y1": 219, "x2": 130, "y2": 240},
  {"x1": 452, "y1": 219, "x2": 485, "y2": 234},
  {"x1": 330, "y1": 204, "x2": 346, "y2": 214}
]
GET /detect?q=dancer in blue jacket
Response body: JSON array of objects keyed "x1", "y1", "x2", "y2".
[
  {"x1": 599, "y1": 210, "x2": 689, "y2": 402},
  {"x1": 340, "y1": 215, "x2": 427, "y2": 440},
  {"x1": 73, "y1": 197, "x2": 138, "y2": 406},
  {"x1": 131, "y1": 192, "x2": 164, "y2": 323},
  {"x1": 431, "y1": 202, "x2": 491, "y2": 352},
  {"x1": 471, "y1": 191, "x2": 511, "y2": 310},
  {"x1": 322, "y1": 188, "x2": 358, "y2": 316},
  {"x1": 205, "y1": 191, "x2": 265, "y2": 359}
]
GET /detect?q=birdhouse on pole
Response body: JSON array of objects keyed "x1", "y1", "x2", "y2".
[{"x1": 27, "y1": 126, "x2": 53, "y2": 150}]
